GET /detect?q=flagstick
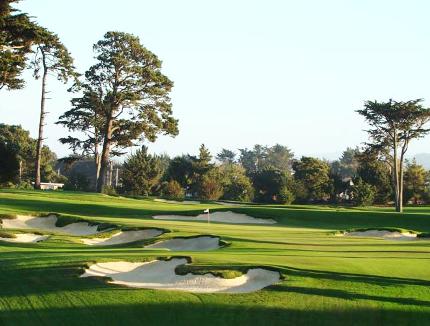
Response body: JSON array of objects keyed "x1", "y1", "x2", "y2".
[{"x1": 208, "y1": 211, "x2": 210, "y2": 224}]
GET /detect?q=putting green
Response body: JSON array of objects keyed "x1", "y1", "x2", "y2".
[{"x1": 0, "y1": 189, "x2": 429, "y2": 325}]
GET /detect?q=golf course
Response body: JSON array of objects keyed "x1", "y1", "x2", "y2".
[{"x1": 0, "y1": 189, "x2": 429, "y2": 325}]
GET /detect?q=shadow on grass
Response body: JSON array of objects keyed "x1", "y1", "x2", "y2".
[
  {"x1": 1, "y1": 302, "x2": 430, "y2": 326},
  {"x1": 280, "y1": 265, "x2": 430, "y2": 287},
  {"x1": 282, "y1": 285, "x2": 430, "y2": 307}
]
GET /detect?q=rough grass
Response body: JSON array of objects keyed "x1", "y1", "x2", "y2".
[{"x1": 0, "y1": 189, "x2": 430, "y2": 325}]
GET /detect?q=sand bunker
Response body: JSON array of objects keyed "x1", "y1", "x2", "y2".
[
  {"x1": 81, "y1": 258, "x2": 280, "y2": 293},
  {"x1": 1, "y1": 215, "x2": 101, "y2": 236},
  {"x1": 82, "y1": 229, "x2": 163, "y2": 246},
  {"x1": 342, "y1": 230, "x2": 417, "y2": 240},
  {"x1": 154, "y1": 199, "x2": 201, "y2": 205},
  {"x1": 146, "y1": 236, "x2": 220, "y2": 251},
  {"x1": 0, "y1": 233, "x2": 48, "y2": 243},
  {"x1": 153, "y1": 211, "x2": 276, "y2": 224}
]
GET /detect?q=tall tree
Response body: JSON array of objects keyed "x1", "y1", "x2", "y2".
[
  {"x1": 0, "y1": 123, "x2": 58, "y2": 184},
  {"x1": 219, "y1": 163, "x2": 254, "y2": 202},
  {"x1": 239, "y1": 144, "x2": 293, "y2": 175},
  {"x1": 357, "y1": 99, "x2": 430, "y2": 212},
  {"x1": 238, "y1": 145, "x2": 269, "y2": 175},
  {"x1": 0, "y1": 141, "x2": 20, "y2": 183},
  {"x1": 331, "y1": 147, "x2": 360, "y2": 179},
  {"x1": 57, "y1": 86, "x2": 106, "y2": 189},
  {"x1": 71, "y1": 32, "x2": 178, "y2": 192},
  {"x1": 30, "y1": 28, "x2": 77, "y2": 188},
  {"x1": 252, "y1": 167, "x2": 293, "y2": 203},
  {"x1": 193, "y1": 144, "x2": 213, "y2": 175},
  {"x1": 356, "y1": 150, "x2": 393, "y2": 204},
  {"x1": 293, "y1": 156, "x2": 332, "y2": 202},
  {"x1": 165, "y1": 155, "x2": 195, "y2": 189},
  {"x1": 216, "y1": 148, "x2": 236, "y2": 164},
  {"x1": 265, "y1": 144, "x2": 294, "y2": 173},
  {"x1": 0, "y1": 0, "x2": 39, "y2": 90}
]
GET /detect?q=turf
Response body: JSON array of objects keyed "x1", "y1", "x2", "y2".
[{"x1": 0, "y1": 189, "x2": 429, "y2": 325}]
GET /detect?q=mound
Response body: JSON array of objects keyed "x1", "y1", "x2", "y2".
[
  {"x1": 153, "y1": 211, "x2": 276, "y2": 224},
  {"x1": 343, "y1": 230, "x2": 417, "y2": 240},
  {"x1": 82, "y1": 229, "x2": 163, "y2": 246},
  {"x1": 81, "y1": 258, "x2": 280, "y2": 293},
  {"x1": 1, "y1": 215, "x2": 101, "y2": 236},
  {"x1": 145, "y1": 236, "x2": 220, "y2": 251},
  {"x1": 0, "y1": 233, "x2": 48, "y2": 243}
]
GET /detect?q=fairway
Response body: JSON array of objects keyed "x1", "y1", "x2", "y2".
[{"x1": 0, "y1": 190, "x2": 429, "y2": 325}]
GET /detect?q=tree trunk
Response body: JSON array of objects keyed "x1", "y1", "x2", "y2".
[
  {"x1": 95, "y1": 153, "x2": 101, "y2": 191},
  {"x1": 19, "y1": 160, "x2": 22, "y2": 182},
  {"x1": 398, "y1": 146, "x2": 407, "y2": 213},
  {"x1": 398, "y1": 155, "x2": 404, "y2": 213},
  {"x1": 34, "y1": 52, "x2": 47, "y2": 190},
  {"x1": 94, "y1": 113, "x2": 100, "y2": 191},
  {"x1": 94, "y1": 135, "x2": 100, "y2": 191},
  {"x1": 392, "y1": 139, "x2": 400, "y2": 212},
  {"x1": 96, "y1": 118, "x2": 113, "y2": 193}
]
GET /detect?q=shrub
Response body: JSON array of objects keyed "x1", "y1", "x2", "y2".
[
  {"x1": 101, "y1": 185, "x2": 117, "y2": 196},
  {"x1": 221, "y1": 164, "x2": 254, "y2": 202},
  {"x1": 197, "y1": 173, "x2": 223, "y2": 200},
  {"x1": 120, "y1": 146, "x2": 164, "y2": 196},
  {"x1": 277, "y1": 187, "x2": 295, "y2": 204},
  {"x1": 162, "y1": 180, "x2": 185, "y2": 201},
  {"x1": 351, "y1": 179, "x2": 376, "y2": 206}
]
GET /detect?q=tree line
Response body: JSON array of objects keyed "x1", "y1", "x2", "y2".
[{"x1": 52, "y1": 142, "x2": 430, "y2": 209}]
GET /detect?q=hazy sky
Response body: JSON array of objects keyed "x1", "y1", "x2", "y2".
[{"x1": 2, "y1": 0, "x2": 430, "y2": 160}]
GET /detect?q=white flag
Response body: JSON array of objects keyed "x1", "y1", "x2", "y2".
[{"x1": 203, "y1": 209, "x2": 210, "y2": 213}]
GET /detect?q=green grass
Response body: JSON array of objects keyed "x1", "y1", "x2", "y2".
[{"x1": 0, "y1": 189, "x2": 430, "y2": 325}]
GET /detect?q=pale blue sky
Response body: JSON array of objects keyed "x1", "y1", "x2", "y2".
[{"x1": 2, "y1": 0, "x2": 430, "y2": 160}]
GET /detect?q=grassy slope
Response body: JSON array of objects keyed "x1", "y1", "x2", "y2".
[{"x1": 0, "y1": 189, "x2": 429, "y2": 325}]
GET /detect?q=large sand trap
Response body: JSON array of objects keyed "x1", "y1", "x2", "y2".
[
  {"x1": 81, "y1": 258, "x2": 280, "y2": 293},
  {"x1": 342, "y1": 230, "x2": 417, "y2": 240},
  {"x1": 82, "y1": 229, "x2": 163, "y2": 246},
  {"x1": 1, "y1": 215, "x2": 101, "y2": 236},
  {"x1": 145, "y1": 236, "x2": 220, "y2": 251},
  {"x1": 0, "y1": 233, "x2": 48, "y2": 243},
  {"x1": 154, "y1": 199, "x2": 201, "y2": 205},
  {"x1": 153, "y1": 211, "x2": 276, "y2": 224}
]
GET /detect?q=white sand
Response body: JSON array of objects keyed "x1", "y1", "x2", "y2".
[
  {"x1": 1, "y1": 215, "x2": 101, "y2": 236},
  {"x1": 343, "y1": 230, "x2": 418, "y2": 240},
  {"x1": 82, "y1": 229, "x2": 163, "y2": 246},
  {"x1": 81, "y1": 258, "x2": 280, "y2": 293},
  {"x1": 145, "y1": 236, "x2": 220, "y2": 251},
  {"x1": 0, "y1": 233, "x2": 48, "y2": 243},
  {"x1": 154, "y1": 199, "x2": 201, "y2": 205},
  {"x1": 153, "y1": 211, "x2": 276, "y2": 224}
]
